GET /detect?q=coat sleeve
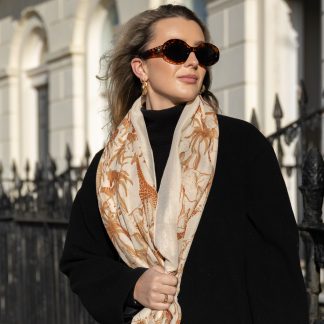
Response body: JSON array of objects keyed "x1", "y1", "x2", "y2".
[
  {"x1": 60, "y1": 150, "x2": 146, "y2": 324},
  {"x1": 245, "y1": 129, "x2": 309, "y2": 324}
]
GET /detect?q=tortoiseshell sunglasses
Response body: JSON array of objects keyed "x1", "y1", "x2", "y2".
[{"x1": 138, "y1": 39, "x2": 220, "y2": 67}]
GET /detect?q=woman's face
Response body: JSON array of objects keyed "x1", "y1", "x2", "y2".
[{"x1": 133, "y1": 17, "x2": 207, "y2": 110}]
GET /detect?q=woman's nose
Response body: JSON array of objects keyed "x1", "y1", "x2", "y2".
[{"x1": 184, "y1": 52, "x2": 199, "y2": 68}]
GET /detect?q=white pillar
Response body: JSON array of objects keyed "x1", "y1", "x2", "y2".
[
  {"x1": 48, "y1": 51, "x2": 86, "y2": 171},
  {"x1": 0, "y1": 72, "x2": 19, "y2": 177},
  {"x1": 207, "y1": 0, "x2": 299, "y2": 217},
  {"x1": 207, "y1": 0, "x2": 258, "y2": 121}
]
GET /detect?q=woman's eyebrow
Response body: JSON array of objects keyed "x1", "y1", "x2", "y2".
[
  {"x1": 193, "y1": 40, "x2": 205, "y2": 46},
  {"x1": 171, "y1": 38, "x2": 205, "y2": 46}
]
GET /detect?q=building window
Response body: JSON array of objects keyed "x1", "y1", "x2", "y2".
[{"x1": 36, "y1": 84, "x2": 49, "y2": 166}]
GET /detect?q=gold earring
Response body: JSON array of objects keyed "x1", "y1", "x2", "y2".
[
  {"x1": 200, "y1": 84, "x2": 206, "y2": 94},
  {"x1": 141, "y1": 80, "x2": 148, "y2": 96},
  {"x1": 141, "y1": 80, "x2": 148, "y2": 107}
]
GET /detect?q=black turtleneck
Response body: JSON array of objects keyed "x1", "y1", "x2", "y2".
[{"x1": 141, "y1": 104, "x2": 185, "y2": 190}]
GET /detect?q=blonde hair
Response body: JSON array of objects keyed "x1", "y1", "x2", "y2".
[{"x1": 98, "y1": 4, "x2": 219, "y2": 129}]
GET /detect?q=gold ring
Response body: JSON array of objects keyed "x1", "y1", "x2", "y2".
[{"x1": 163, "y1": 294, "x2": 168, "y2": 304}]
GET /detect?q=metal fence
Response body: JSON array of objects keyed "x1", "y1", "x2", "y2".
[
  {"x1": 252, "y1": 82, "x2": 324, "y2": 323},
  {"x1": 0, "y1": 146, "x2": 98, "y2": 324},
  {"x1": 0, "y1": 86, "x2": 324, "y2": 323}
]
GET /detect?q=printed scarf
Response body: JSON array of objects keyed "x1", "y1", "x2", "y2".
[{"x1": 96, "y1": 95, "x2": 219, "y2": 323}]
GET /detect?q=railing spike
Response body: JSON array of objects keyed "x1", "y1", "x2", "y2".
[
  {"x1": 25, "y1": 160, "x2": 30, "y2": 180},
  {"x1": 298, "y1": 79, "x2": 308, "y2": 107},
  {"x1": 34, "y1": 161, "x2": 43, "y2": 182},
  {"x1": 65, "y1": 144, "x2": 72, "y2": 169},
  {"x1": 250, "y1": 109, "x2": 260, "y2": 129},
  {"x1": 84, "y1": 142, "x2": 91, "y2": 167},
  {"x1": 11, "y1": 160, "x2": 17, "y2": 178},
  {"x1": 273, "y1": 93, "x2": 283, "y2": 121},
  {"x1": 50, "y1": 157, "x2": 57, "y2": 175},
  {"x1": 47, "y1": 156, "x2": 57, "y2": 182}
]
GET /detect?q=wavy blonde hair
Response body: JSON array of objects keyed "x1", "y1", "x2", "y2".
[{"x1": 98, "y1": 4, "x2": 219, "y2": 129}]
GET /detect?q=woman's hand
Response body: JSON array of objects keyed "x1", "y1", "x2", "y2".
[{"x1": 133, "y1": 265, "x2": 178, "y2": 310}]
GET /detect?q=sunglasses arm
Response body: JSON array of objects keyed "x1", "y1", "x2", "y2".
[{"x1": 139, "y1": 45, "x2": 163, "y2": 60}]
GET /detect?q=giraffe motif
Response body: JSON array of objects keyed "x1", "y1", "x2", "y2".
[{"x1": 134, "y1": 154, "x2": 157, "y2": 210}]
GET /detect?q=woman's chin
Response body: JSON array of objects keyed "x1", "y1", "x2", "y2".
[{"x1": 176, "y1": 91, "x2": 200, "y2": 103}]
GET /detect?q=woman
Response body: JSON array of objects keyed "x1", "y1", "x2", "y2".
[{"x1": 60, "y1": 4, "x2": 308, "y2": 324}]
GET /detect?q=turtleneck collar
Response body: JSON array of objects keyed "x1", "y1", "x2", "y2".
[
  {"x1": 141, "y1": 103, "x2": 185, "y2": 144},
  {"x1": 141, "y1": 103, "x2": 185, "y2": 122},
  {"x1": 140, "y1": 103, "x2": 186, "y2": 190}
]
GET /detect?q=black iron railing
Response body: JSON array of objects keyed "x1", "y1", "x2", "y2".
[
  {"x1": 0, "y1": 144, "x2": 98, "y2": 324},
  {"x1": 251, "y1": 82, "x2": 324, "y2": 323},
  {"x1": 299, "y1": 148, "x2": 324, "y2": 323}
]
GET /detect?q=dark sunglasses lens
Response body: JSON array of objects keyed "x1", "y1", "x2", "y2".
[
  {"x1": 164, "y1": 41, "x2": 189, "y2": 63},
  {"x1": 196, "y1": 44, "x2": 219, "y2": 66}
]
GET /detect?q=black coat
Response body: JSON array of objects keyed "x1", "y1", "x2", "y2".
[{"x1": 60, "y1": 114, "x2": 309, "y2": 324}]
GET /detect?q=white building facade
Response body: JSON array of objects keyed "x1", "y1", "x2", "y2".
[{"x1": 0, "y1": 0, "x2": 323, "y2": 214}]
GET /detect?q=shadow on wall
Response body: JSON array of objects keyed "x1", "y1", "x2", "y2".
[{"x1": 0, "y1": 0, "x2": 47, "y2": 20}]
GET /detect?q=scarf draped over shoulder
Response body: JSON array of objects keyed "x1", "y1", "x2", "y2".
[{"x1": 96, "y1": 95, "x2": 219, "y2": 323}]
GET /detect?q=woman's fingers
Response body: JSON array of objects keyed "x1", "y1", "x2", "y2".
[
  {"x1": 144, "y1": 292, "x2": 172, "y2": 310},
  {"x1": 155, "y1": 283, "x2": 177, "y2": 296},
  {"x1": 160, "y1": 273, "x2": 178, "y2": 287},
  {"x1": 152, "y1": 265, "x2": 178, "y2": 285},
  {"x1": 149, "y1": 293, "x2": 174, "y2": 311},
  {"x1": 151, "y1": 291, "x2": 174, "y2": 303},
  {"x1": 133, "y1": 266, "x2": 178, "y2": 310},
  {"x1": 151, "y1": 266, "x2": 177, "y2": 286},
  {"x1": 160, "y1": 293, "x2": 174, "y2": 304}
]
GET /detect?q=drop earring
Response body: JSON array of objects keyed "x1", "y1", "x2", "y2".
[
  {"x1": 141, "y1": 80, "x2": 148, "y2": 106},
  {"x1": 141, "y1": 80, "x2": 148, "y2": 96}
]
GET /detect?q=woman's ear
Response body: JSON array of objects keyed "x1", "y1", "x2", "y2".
[{"x1": 131, "y1": 57, "x2": 148, "y2": 81}]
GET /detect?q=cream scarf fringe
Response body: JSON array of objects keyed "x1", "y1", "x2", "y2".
[{"x1": 96, "y1": 95, "x2": 219, "y2": 323}]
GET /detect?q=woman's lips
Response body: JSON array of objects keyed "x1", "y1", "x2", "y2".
[{"x1": 178, "y1": 75, "x2": 198, "y2": 84}]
